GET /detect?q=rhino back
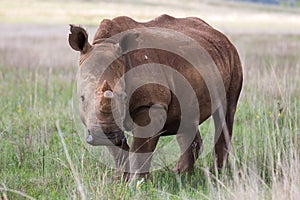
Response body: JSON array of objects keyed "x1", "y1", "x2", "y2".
[{"x1": 93, "y1": 14, "x2": 241, "y2": 126}]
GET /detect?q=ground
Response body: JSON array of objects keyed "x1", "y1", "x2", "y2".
[{"x1": 0, "y1": 0, "x2": 299, "y2": 199}]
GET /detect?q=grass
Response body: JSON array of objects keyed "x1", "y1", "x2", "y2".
[{"x1": 0, "y1": 0, "x2": 300, "y2": 199}]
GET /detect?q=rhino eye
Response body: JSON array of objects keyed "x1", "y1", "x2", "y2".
[{"x1": 80, "y1": 95, "x2": 85, "y2": 102}]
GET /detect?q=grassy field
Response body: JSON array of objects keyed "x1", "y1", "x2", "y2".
[{"x1": 0, "y1": 0, "x2": 300, "y2": 199}]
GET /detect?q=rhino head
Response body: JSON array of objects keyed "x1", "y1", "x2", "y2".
[{"x1": 68, "y1": 25, "x2": 138, "y2": 146}]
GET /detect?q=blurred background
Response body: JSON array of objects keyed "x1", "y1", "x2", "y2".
[
  {"x1": 1, "y1": 0, "x2": 300, "y2": 30},
  {"x1": 1, "y1": 0, "x2": 299, "y2": 69}
]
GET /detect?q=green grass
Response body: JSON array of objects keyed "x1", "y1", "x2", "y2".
[
  {"x1": 0, "y1": 0, "x2": 300, "y2": 199},
  {"x1": 0, "y1": 32, "x2": 299, "y2": 199}
]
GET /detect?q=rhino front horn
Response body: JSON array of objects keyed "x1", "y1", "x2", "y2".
[
  {"x1": 97, "y1": 80, "x2": 114, "y2": 98},
  {"x1": 100, "y1": 80, "x2": 112, "y2": 92},
  {"x1": 97, "y1": 80, "x2": 114, "y2": 113}
]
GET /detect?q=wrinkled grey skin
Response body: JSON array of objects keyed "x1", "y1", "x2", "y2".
[
  {"x1": 76, "y1": 43, "x2": 125, "y2": 146},
  {"x1": 74, "y1": 40, "x2": 131, "y2": 180},
  {"x1": 69, "y1": 15, "x2": 243, "y2": 181}
]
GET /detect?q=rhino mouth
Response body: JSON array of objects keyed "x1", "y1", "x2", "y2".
[{"x1": 86, "y1": 129, "x2": 125, "y2": 146}]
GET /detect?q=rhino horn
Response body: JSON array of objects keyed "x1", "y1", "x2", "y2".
[
  {"x1": 96, "y1": 80, "x2": 114, "y2": 98},
  {"x1": 98, "y1": 80, "x2": 113, "y2": 113},
  {"x1": 100, "y1": 80, "x2": 112, "y2": 92}
]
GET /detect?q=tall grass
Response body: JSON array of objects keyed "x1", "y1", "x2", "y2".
[{"x1": 0, "y1": 4, "x2": 299, "y2": 199}]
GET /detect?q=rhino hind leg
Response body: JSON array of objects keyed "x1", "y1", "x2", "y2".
[
  {"x1": 213, "y1": 102, "x2": 237, "y2": 170},
  {"x1": 213, "y1": 54, "x2": 243, "y2": 170},
  {"x1": 173, "y1": 129, "x2": 202, "y2": 174},
  {"x1": 213, "y1": 83, "x2": 241, "y2": 170}
]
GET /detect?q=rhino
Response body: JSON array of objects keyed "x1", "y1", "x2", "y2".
[{"x1": 69, "y1": 14, "x2": 243, "y2": 180}]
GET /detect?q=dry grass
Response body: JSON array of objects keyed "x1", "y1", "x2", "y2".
[
  {"x1": 0, "y1": 0, "x2": 299, "y2": 199},
  {"x1": 1, "y1": 0, "x2": 300, "y2": 32}
]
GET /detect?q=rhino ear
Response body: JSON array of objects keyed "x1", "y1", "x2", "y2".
[
  {"x1": 69, "y1": 24, "x2": 91, "y2": 53},
  {"x1": 119, "y1": 32, "x2": 139, "y2": 54}
]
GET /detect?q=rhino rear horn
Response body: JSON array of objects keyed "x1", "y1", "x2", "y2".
[{"x1": 69, "y1": 24, "x2": 91, "y2": 54}]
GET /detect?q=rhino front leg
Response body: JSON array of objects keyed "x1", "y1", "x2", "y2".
[
  {"x1": 129, "y1": 136, "x2": 160, "y2": 180},
  {"x1": 106, "y1": 140, "x2": 130, "y2": 181},
  {"x1": 128, "y1": 107, "x2": 165, "y2": 180},
  {"x1": 173, "y1": 129, "x2": 202, "y2": 174}
]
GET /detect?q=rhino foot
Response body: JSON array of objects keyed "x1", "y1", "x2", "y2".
[
  {"x1": 172, "y1": 152, "x2": 195, "y2": 174},
  {"x1": 173, "y1": 132, "x2": 202, "y2": 174},
  {"x1": 110, "y1": 172, "x2": 130, "y2": 182}
]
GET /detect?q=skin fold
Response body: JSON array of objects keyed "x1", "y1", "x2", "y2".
[{"x1": 69, "y1": 14, "x2": 243, "y2": 181}]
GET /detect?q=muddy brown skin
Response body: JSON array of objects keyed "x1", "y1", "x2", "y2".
[{"x1": 69, "y1": 14, "x2": 243, "y2": 180}]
